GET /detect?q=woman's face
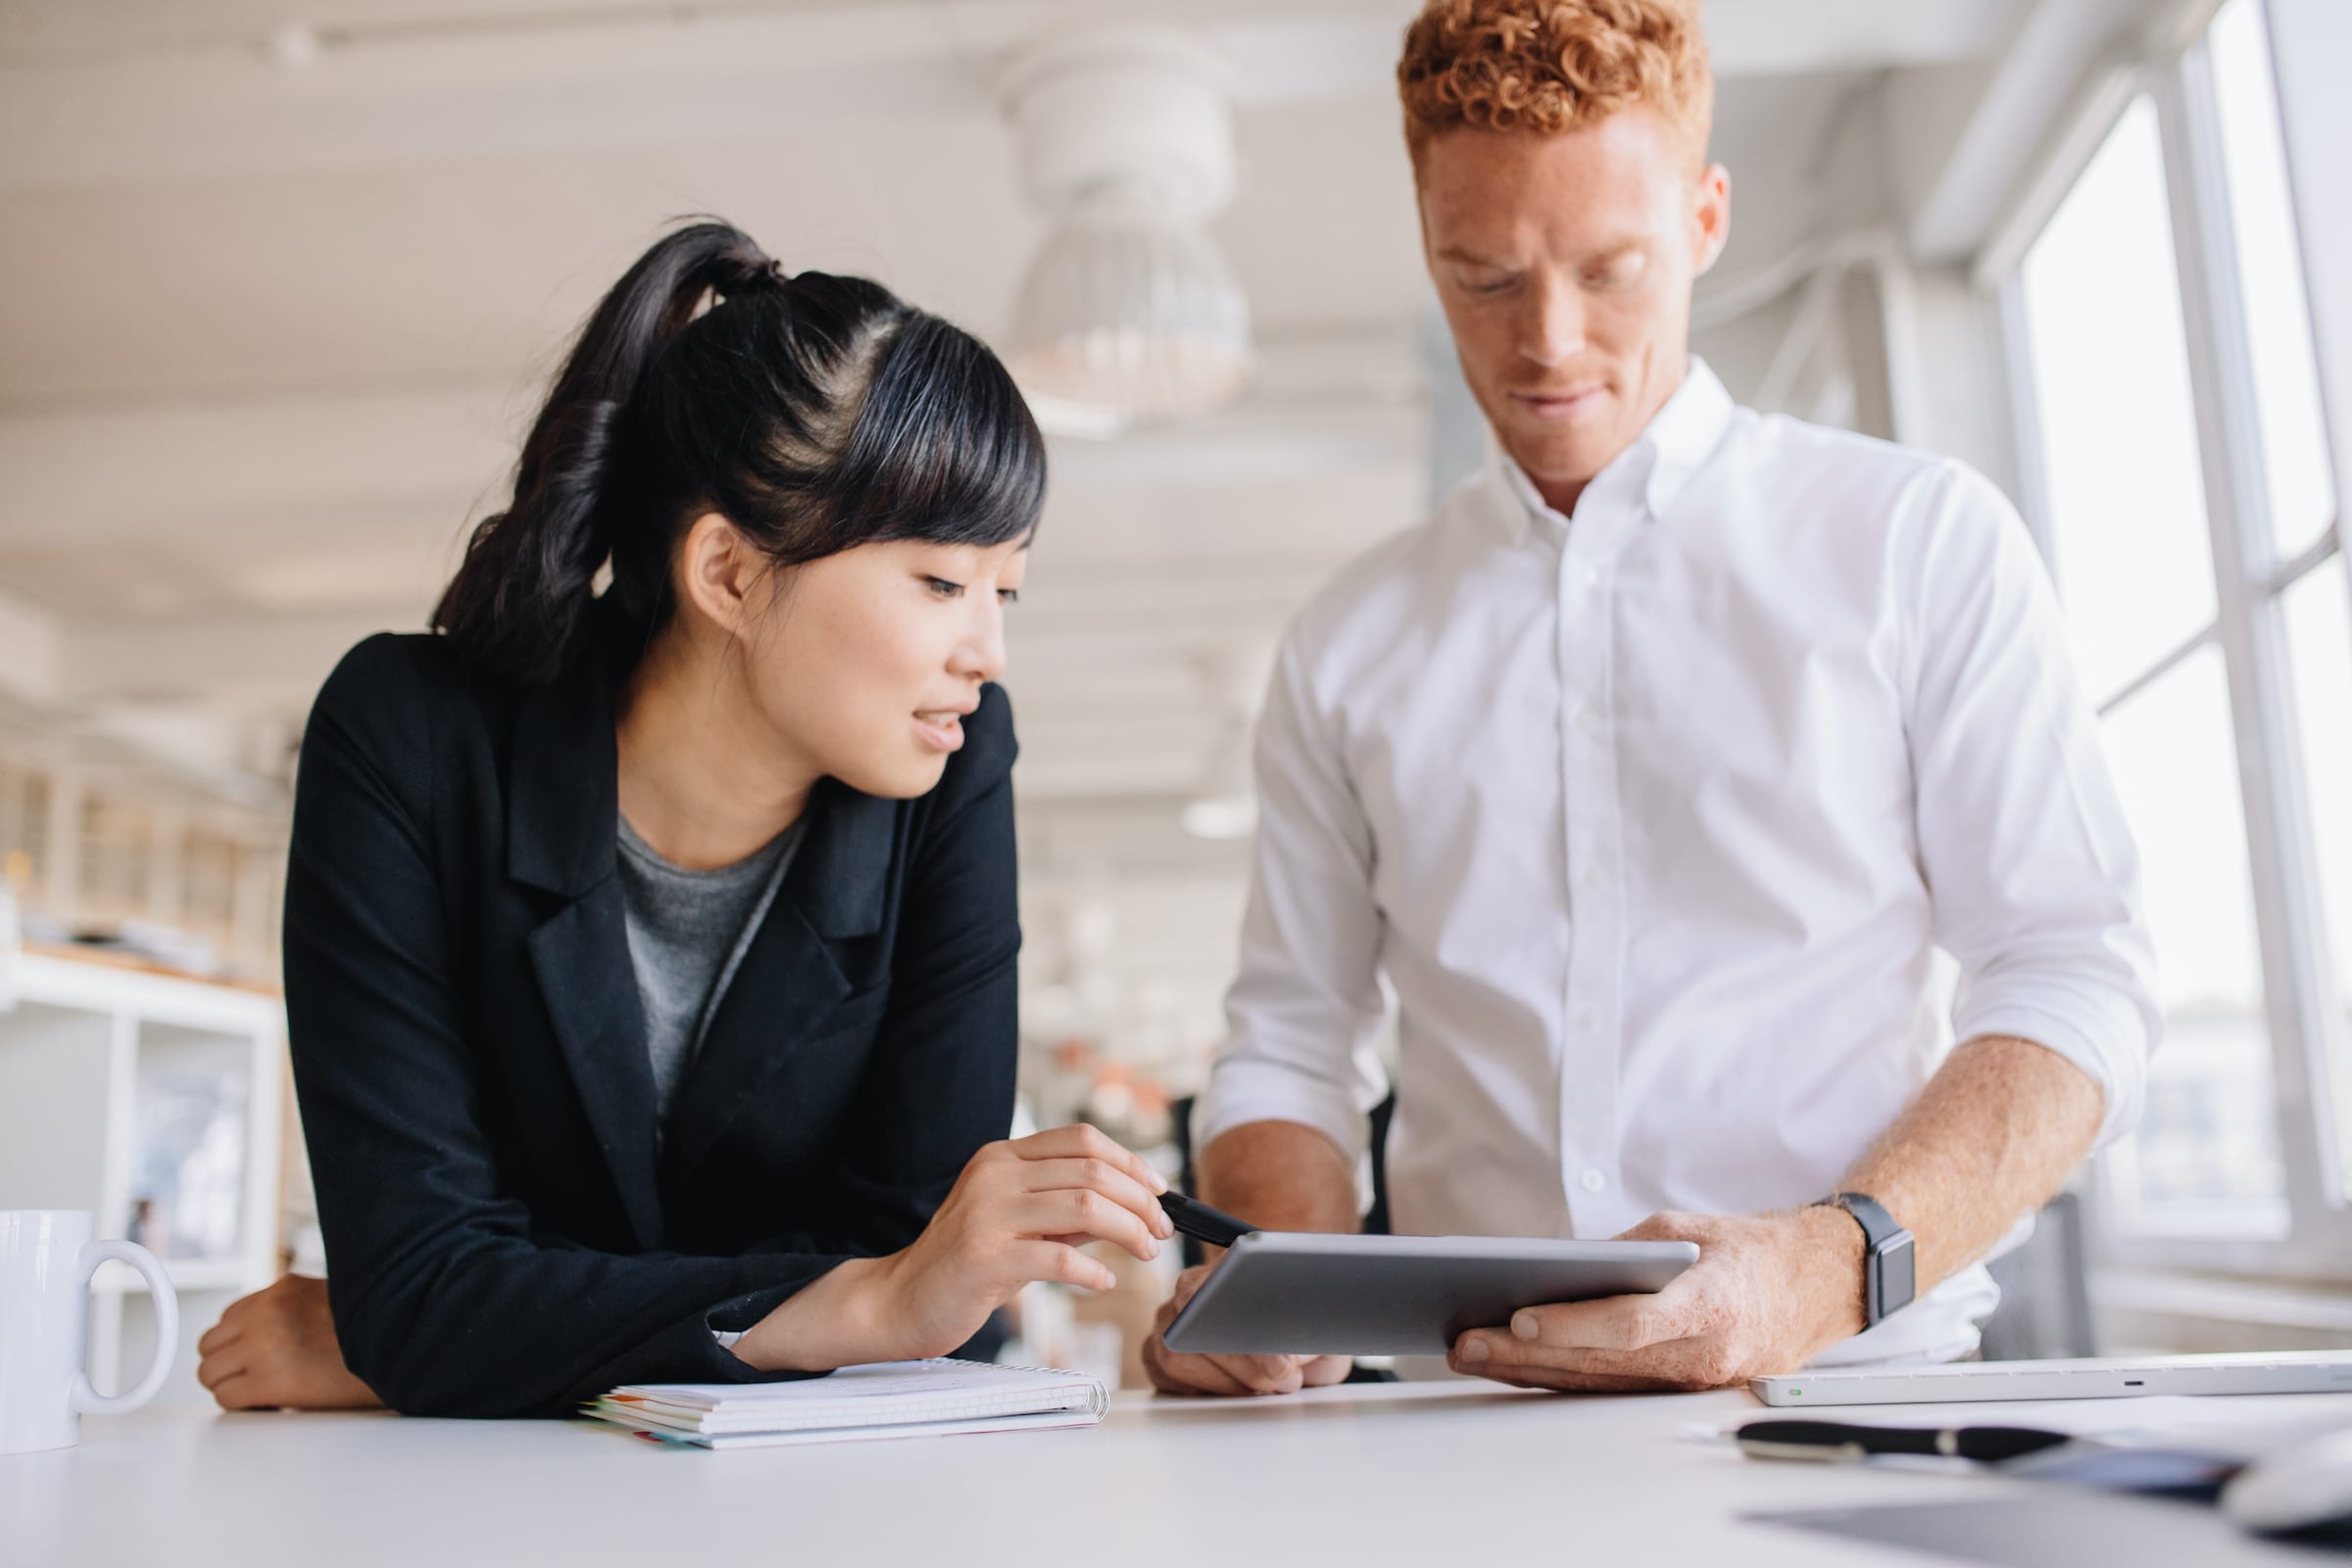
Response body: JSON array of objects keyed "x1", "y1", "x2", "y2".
[{"x1": 739, "y1": 534, "x2": 1029, "y2": 799}]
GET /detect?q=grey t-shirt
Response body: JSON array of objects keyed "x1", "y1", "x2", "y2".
[{"x1": 615, "y1": 812, "x2": 805, "y2": 1127}]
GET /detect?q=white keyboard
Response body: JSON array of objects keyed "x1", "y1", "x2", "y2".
[{"x1": 1750, "y1": 1349, "x2": 2352, "y2": 1406}]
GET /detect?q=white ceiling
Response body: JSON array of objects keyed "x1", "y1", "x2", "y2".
[{"x1": 0, "y1": 0, "x2": 2092, "y2": 1041}]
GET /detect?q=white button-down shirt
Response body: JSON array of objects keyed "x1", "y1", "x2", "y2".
[{"x1": 1195, "y1": 360, "x2": 2160, "y2": 1365}]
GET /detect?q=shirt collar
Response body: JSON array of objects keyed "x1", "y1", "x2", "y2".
[{"x1": 1484, "y1": 356, "x2": 1736, "y2": 542}]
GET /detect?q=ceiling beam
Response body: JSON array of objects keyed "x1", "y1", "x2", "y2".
[
  {"x1": 60, "y1": 611, "x2": 414, "y2": 710},
  {"x1": 1896, "y1": 0, "x2": 2171, "y2": 263},
  {"x1": 0, "y1": 356, "x2": 1418, "y2": 567},
  {"x1": 0, "y1": 582, "x2": 63, "y2": 706},
  {"x1": 0, "y1": 0, "x2": 2026, "y2": 193},
  {"x1": 0, "y1": 385, "x2": 518, "y2": 546},
  {"x1": 0, "y1": 4, "x2": 992, "y2": 191},
  {"x1": 1699, "y1": 0, "x2": 2021, "y2": 79}
]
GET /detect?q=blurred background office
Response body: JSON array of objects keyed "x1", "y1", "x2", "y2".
[{"x1": 0, "y1": 0, "x2": 2345, "y2": 1396}]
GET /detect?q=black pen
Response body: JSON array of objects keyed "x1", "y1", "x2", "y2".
[
  {"x1": 1737, "y1": 1418, "x2": 2074, "y2": 1465},
  {"x1": 1156, "y1": 1190, "x2": 1259, "y2": 1249}
]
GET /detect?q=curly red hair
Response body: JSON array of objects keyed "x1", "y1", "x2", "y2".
[{"x1": 1397, "y1": 0, "x2": 1713, "y2": 170}]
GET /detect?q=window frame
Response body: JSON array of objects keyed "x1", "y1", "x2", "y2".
[{"x1": 1995, "y1": 7, "x2": 2352, "y2": 1280}]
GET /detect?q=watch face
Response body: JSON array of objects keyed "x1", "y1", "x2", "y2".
[{"x1": 1878, "y1": 1232, "x2": 1917, "y2": 1320}]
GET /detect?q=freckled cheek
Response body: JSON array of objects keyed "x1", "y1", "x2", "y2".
[
  {"x1": 1575, "y1": 296, "x2": 1645, "y2": 361},
  {"x1": 1624, "y1": 280, "x2": 1689, "y2": 348},
  {"x1": 1459, "y1": 331, "x2": 1526, "y2": 405}
]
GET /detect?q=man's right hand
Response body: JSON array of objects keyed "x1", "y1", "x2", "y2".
[{"x1": 1141, "y1": 1260, "x2": 1353, "y2": 1396}]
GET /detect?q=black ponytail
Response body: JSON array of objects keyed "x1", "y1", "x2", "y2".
[{"x1": 432, "y1": 220, "x2": 1045, "y2": 686}]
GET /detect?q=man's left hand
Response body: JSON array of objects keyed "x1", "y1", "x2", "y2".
[{"x1": 1447, "y1": 1206, "x2": 1868, "y2": 1392}]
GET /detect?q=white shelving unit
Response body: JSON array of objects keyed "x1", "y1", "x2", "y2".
[{"x1": 0, "y1": 947, "x2": 284, "y2": 1408}]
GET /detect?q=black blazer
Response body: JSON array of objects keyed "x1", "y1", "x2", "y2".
[{"x1": 282, "y1": 634, "x2": 1019, "y2": 1417}]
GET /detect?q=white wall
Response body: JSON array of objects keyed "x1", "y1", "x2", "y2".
[{"x1": 2267, "y1": 0, "x2": 2352, "y2": 560}]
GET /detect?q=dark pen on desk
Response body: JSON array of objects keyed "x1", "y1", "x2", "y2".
[
  {"x1": 1736, "y1": 1419, "x2": 2075, "y2": 1465},
  {"x1": 1156, "y1": 1190, "x2": 1259, "y2": 1250}
]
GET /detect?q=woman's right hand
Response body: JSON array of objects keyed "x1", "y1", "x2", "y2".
[
  {"x1": 195, "y1": 1273, "x2": 385, "y2": 1411},
  {"x1": 733, "y1": 1123, "x2": 1173, "y2": 1371}
]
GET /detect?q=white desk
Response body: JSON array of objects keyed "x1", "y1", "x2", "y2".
[{"x1": 8, "y1": 1382, "x2": 2348, "y2": 1567}]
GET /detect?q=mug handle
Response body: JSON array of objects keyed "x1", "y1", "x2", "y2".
[{"x1": 73, "y1": 1240, "x2": 180, "y2": 1414}]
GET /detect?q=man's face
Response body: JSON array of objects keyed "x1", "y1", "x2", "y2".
[{"x1": 1418, "y1": 109, "x2": 1729, "y2": 508}]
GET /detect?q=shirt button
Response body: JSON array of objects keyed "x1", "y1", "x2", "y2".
[
  {"x1": 1574, "y1": 1007, "x2": 1598, "y2": 1030},
  {"x1": 1566, "y1": 561, "x2": 1599, "y2": 591},
  {"x1": 1579, "y1": 1168, "x2": 1607, "y2": 1193}
]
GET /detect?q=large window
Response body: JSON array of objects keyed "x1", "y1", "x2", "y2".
[
  {"x1": 2017, "y1": 95, "x2": 2286, "y2": 1238},
  {"x1": 2007, "y1": 0, "x2": 2348, "y2": 1271}
]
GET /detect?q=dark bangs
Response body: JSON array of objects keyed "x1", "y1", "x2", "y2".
[{"x1": 835, "y1": 312, "x2": 1047, "y2": 553}]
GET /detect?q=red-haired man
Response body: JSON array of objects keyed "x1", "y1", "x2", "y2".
[{"x1": 1147, "y1": 0, "x2": 2157, "y2": 1396}]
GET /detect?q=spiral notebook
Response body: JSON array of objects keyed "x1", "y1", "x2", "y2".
[{"x1": 582, "y1": 1357, "x2": 1110, "y2": 1449}]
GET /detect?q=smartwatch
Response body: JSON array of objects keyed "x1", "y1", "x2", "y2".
[{"x1": 1819, "y1": 1192, "x2": 1916, "y2": 1325}]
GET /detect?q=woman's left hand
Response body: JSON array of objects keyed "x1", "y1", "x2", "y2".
[{"x1": 195, "y1": 1273, "x2": 385, "y2": 1410}]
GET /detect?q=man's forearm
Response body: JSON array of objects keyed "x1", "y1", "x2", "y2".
[
  {"x1": 1433, "y1": 1036, "x2": 2110, "y2": 1390},
  {"x1": 1198, "y1": 1119, "x2": 1361, "y2": 1236},
  {"x1": 1839, "y1": 1034, "x2": 2105, "y2": 1294}
]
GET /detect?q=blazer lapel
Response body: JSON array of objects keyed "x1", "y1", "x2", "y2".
[
  {"x1": 508, "y1": 661, "x2": 664, "y2": 1251},
  {"x1": 659, "y1": 779, "x2": 899, "y2": 1183},
  {"x1": 526, "y1": 889, "x2": 663, "y2": 1249}
]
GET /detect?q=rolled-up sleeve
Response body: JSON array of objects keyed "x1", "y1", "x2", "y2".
[
  {"x1": 1192, "y1": 630, "x2": 1389, "y2": 1172},
  {"x1": 1902, "y1": 464, "x2": 2162, "y2": 1149}
]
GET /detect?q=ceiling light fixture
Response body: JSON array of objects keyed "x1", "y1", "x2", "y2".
[{"x1": 996, "y1": 24, "x2": 1253, "y2": 439}]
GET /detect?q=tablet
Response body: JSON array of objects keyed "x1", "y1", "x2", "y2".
[{"x1": 1160, "y1": 1231, "x2": 1701, "y2": 1358}]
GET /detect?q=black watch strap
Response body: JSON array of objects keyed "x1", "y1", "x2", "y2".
[{"x1": 1822, "y1": 1192, "x2": 1916, "y2": 1326}]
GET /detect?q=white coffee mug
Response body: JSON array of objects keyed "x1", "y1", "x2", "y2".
[{"x1": 1, "y1": 1209, "x2": 178, "y2": 1454}]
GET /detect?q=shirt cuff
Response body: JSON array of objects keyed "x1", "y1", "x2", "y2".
[
  {"x1": 1192, "y1": 1054, "x2": 1373, "y2": 1176},
  {"x1": 1954, "y1": 989, "x2": 2152, "y2": 1151}
]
